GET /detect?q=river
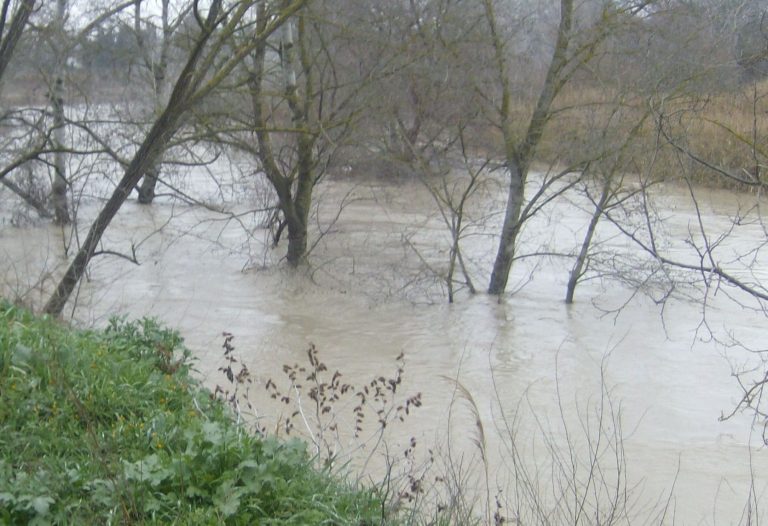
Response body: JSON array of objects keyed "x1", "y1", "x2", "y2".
[{"x1": 1, "y1": 167, "x2": 767, "y2": 524}]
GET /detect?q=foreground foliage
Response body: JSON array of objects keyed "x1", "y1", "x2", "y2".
[{"x1": 0, "y1": 303, "x2": 382, "y2": 524}]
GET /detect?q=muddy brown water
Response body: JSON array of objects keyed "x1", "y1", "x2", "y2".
[{"x1": 2, "y1": 172, "x2": 767, "y2": 523}]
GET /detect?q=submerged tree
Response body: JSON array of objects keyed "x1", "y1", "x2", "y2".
[
  {"x1": 376, "y1": 0, "x2": 490, "y2": 302},
  {"x1": 483, "y1": 0, "x2": 652, "y2": 295},
  {"x1": 205, "y1": 0, "x2": 389, "y2": 266},
  {"x1": 44, "y1": 0, "x2": 308, "y2": 316},
  {"x1": 564, "y1": 107, "x2": 652, "y2": 304},
  {"x1": 248, "y1": 4, "x2": 314, "y2": 265},
  {"x1": 483, "y1": 0, "x2": 576, "y2": 295},
  {"x1": 134, "y1": 0, "x2": 187, "y2": 204}
]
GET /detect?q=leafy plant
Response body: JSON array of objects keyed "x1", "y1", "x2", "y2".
[{"x1": 0, "y1": 302, "x2": 382, "y2": 524}]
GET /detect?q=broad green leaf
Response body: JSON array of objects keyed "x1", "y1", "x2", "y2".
[
  {"x1": 214, "y1": 480, "x2": 243, "y2": 517},
  {"x1": 202, "y1": 422, "x2": 224, "y2": 446},
  {"x1": 30, "y1": 495, "x2": 54, "y2": 516}
]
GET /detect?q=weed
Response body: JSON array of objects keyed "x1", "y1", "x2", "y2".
[
  {"x1": 0, "y1": 303, "x2": 382, "y2": 524},
  {"x1": 213, "y1": 332, "x2": 424, "y2": 474},
  {"x1": 214, "y1": 333, "x2": 437, "y2": 523}
]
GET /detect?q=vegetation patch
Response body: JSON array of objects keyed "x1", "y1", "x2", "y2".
[{"x1": 0, "y1": 303, "x2": 382, "y2": 524}]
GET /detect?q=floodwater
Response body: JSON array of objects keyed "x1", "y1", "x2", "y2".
[{"x1": 2, "y1": 167, "x2": 768, "y2": 524}]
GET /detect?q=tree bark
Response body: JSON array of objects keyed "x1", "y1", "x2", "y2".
[
  {"x1": 488, "y1": 159, "x2": 526, "y2": 294},
  {"x1": 51, "y1": 0, "x2": 70, "y2": 224},
  {"x1": 286, "y1": 216, "x2": 308, "y2": 265},
  {"x1": 136, "y1": 164, "x2": 159, "y2": 203},
  {"x1": 0, "y1": 0, "x2": 35, "y2": 82}
]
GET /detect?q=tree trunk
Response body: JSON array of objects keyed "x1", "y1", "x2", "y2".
[
  {"x1": 250, "y1": 7, "x2": 295, "y2": 261},
  {"x1": 136, "y1": 0, "x2": 170, "y2": 205},
  {"x1": 488, "y1": 159, "x2": 525, "y2": 294},
  {"x1": 288, "y1": 128, "x2": 314, "y2": 265},
  {"x1": 286, "y1": 215, "x2": 308, "y2": 266},
  {"x1": 250, "y1": 7, "x2": 315, "y2": 267},
  {"x1": 134, "y1": 0, "x2": 173, "y2": 205},
  {"x1": 137, "y1": 164, "x2": 159, "y2": 203},
  {"x1": 565, "y1": 178, "x2": 610, "y2": 304},
  {"x1": 486, "y1": 0, "x2": 573, "y2": 295},
  {"x1": 0, "y1": 0, "x2": 35, "y2": 82},
  {"x1": 51, "y1": 0, "x2": 70, "y2": 224},
  {"x1": 51, "y1": 82, "x2": 69, "y2": 224}
]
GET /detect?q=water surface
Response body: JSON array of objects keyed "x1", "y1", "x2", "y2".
[{"x1": 2, "y1": 172, "x2": 766, "y2": 523}]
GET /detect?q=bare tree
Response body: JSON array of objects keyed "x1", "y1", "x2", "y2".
[
  {"x1": 416, "y1": 139, "x2": 485, "y2": 303},
  {"x1": 0, "y1": 0, "x2": 138, "y2": 225},
  {"x1": 202, "y1": 0, "x2": 392, "y2": 266},
  {"x1": 248, "y1": 4, "x2": 313, "y2": 265},
  {"x1": 483, "y1": 0, "x2": 651, "y2": 295},
  {"x1": 565, "y1": 102, "x2": 654, "y2": 304},
  {"x1": 484, "y1": 0, "x2": 575, "y2": 295},
  {"x1": 44, "y1": 0, "x2": 308, "y2": 316}
]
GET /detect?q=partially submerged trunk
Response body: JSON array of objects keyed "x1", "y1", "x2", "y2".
[
  {"x1": 488, "y1": 159, "x2": 526, "y2": 295},
  {"x1": 485, "y1": 0, "x2": 574, "y2": 295},
  {"x1": 285, "y1": 215, "x2": 308, "y2": 265},
  {"x1": 565, "y1": 177, "x2": 611, "y2": 304},
  {"x1": 136, "y1": 0, "x2": 170, "y2": 205},
  {"x1": 249, "y1": 8, "x2": 315, "y2": 267}
]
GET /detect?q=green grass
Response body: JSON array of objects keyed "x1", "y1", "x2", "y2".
[{"x1": 0, "y1": 303, "x2": 383, "y2": 524}]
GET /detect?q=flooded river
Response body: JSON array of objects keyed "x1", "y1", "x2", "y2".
[{"x1": 2, "y1": 169, "x2": 767, "y2": 524}]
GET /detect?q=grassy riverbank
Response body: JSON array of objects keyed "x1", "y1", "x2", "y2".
[{"x1": 0, "y1": 303, "x2": 384, "y2": 524}]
